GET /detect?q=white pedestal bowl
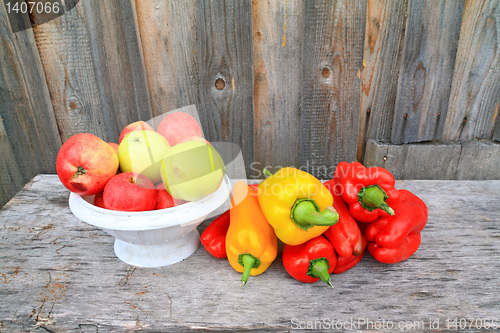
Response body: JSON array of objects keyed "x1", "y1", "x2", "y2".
[{"x1": 69, "y1": 176, "x2": 231, "y2": 267}]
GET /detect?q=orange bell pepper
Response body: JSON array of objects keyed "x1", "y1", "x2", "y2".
[{"x1": 226, "y1": 181, "x2": 278, "y2": 286}]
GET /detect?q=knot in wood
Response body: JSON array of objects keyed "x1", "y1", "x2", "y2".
[{"x1": 215, "y1": 78, "x2": 225, "y2": 90}]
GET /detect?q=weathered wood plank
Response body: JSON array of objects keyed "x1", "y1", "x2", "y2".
[
  {"x1": 252, "y1": 0, "x2": 303, "y2": 175},
  {"x1": 0, "y1": 117, "x2": 23, "y2": 208},
  {"x1": 456, "y1": 140, "x2": 500, "y2": 180},
  {"x1": 300, "y1": 0, "x2": 366, "y2": 179},
  {"x1": 0, "y1": 2, "x2": 61, "y2": 187},
  {"x1": 31, "y1": 0, "x2": 152, "y2": 143},
  {"x1": 196, "y1": 0, "x2": 254, "y2": 176},
  {"x1": 357, "y1": 0, "x2": 408, "y2": 161},
  {"x1": 135, "y1": 0, "x2": 200, "y2": 118},
  {"x1": 364, "y1": 139, "x2": 500, "y2": 180},
  {"x1": 442, "y1": 0, "x2": 500, "y2": 141},
  {"x1": 391, "y1": 0, "x2": 465, "y2": 144},
  {"x1": 1, "y1": 175, "x2": 499, "y2": 331}
]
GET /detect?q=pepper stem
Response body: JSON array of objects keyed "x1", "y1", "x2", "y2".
[
  {"x1": 291, "y1": 199, "x2": 339, "y2": 231},
  {"x1": 308, "y1": 258, "x2": 333, "y2": 288},
  {"x1": 358, "y1": 185, "x2": 395, "y2": 215},
  {"x1": 263, "y1": 168, "x2": 273, "y2": 178},
  {"x1": 238, "y1": 254, "x2": 261, "y2": 287}
]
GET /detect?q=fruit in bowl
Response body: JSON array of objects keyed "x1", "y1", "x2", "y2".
[
  {"x1": 103, "y1": 172, "x2": 157, "y2": 211},
  {"x1": 160, "y1": 140, "x2": 225, "y2": 202},
  {"x1": 56, "y1": 133, "x2": 119, "y2": 196},
  {"x1": 157, "y1": 112, "x2": 202, "y2": 146},
  {"x1": 59, "y1": 113, "x2": 232, "y2": 267},
  {"x1": 118, "y1": 130, "x2": 171, "y2": 184},
  {"x1": 119, "y1": 120, "x2": 154, "y2": 143}
]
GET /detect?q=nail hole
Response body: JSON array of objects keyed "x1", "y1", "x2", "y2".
[{"x1": 215, "y1": 78, "x2": 225, "y2": 90}]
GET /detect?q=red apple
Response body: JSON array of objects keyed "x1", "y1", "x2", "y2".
[
  {"x1": 119, "y1": 121, "x2": 154, "y2": 143},
  {"x1": 156, "y1": 112, "x2": 202, "y2": 146},
  {"x1": 103, "y1": 172, "x2": 157, "y2": 211},
  {"x1": 56, "y1": 133, "x2": 119, "y2": 196},
  {"x1": 93, "y1": 192, "x2": 105, "y2": 208},
  {"x1": 155, "y1": 183, "x2": 188, "y2": 209},
  {"x1": 176, "y1": 136, "x2": 211, "y2": 145},
  {"x1": 107, "y1": 142, "x2": 119, "y2": 154}
]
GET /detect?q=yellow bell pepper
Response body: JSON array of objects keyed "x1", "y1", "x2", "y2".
[
  {"x1": 226, "y1": 181, "x2": 278, "y2": 286},
  {"x1": 257, "y1": 167, "x2": 339, "y2": 245}
]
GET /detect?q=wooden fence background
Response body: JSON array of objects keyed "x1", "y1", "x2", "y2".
[{"x1": 1, "y1": 0, "x2": 499, "y2": 207}]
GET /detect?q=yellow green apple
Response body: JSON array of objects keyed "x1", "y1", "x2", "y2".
[
  {"x1": 160, "y1": 140, "x2": 225, "y2": 201},
  {"x1": 118, "y1": 130, "x2": 171, "y2": 184}
]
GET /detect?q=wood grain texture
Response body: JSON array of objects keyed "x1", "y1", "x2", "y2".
[
  {"x1": 364, "y1": 139, "x2": 500, "y2": 180},
  {"x1": 196, "y1": 0, "x2": 254, "y2": 175},
  {"x1": 357, "y1": 0, "x2": 408, "y2": 161},
  {"x1": 252, "y1": 0, "x2": 304, "y2": 176},
  {"x1": 0, "y1": 3, "x2": 61, "y2": 188},
  {"x1": 391, "y1": 0, "x2": 465, "y2": 144},
  {"x1": 135, "y1": 0, "x2": 200, "y2": 119},
  {"x1": 31, "y1": 0, "x2": 152, "y2": 143},
  {"x1": 300, "y1": 0, "x2": 367, "y2": 179},
  {"x1": 0, "y1": 118, "x2": 23, "y2": 208},
  {"x1": 442, "y1": 0, "x2": 500, "y2": 142},
  {"x1": 1, "y1": 175, "x2": 499, "y2": 331}
]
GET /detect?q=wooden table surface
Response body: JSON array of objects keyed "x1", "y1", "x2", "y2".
[{"x1": 1, "y1": 175, "x2": 499, "y2": 332}]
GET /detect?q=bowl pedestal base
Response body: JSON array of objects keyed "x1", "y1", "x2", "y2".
[{"x1": 113, "y1": 229, "x2": 200, "y2": 267}]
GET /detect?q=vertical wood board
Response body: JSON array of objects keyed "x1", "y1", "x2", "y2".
[
  {"x1": 0, "y1": 2, "x2": 61, "y2": 183},
  {"x1": 300, "y1": 0, "x2": 367, "y2": 179},
  {"x1": 252, "y1": 0, "x2": 304, "y2": 176},
  {"x1": 391, "y1": 0, "x2": 465, "y2": 144},
  {"x1": 135, "y1": 0, "x2": 200, "y2": 119},
  {"x1": 196, "y1": 0, "x2": 254, "y2": 175},
  {"x1": 442, "y1": 0, "x2": 500, "y2": 141},
  {"x1": 0, "y1": 118, "x2": 24, "y2": 208},
  {"x1": 357, "y1": 0, "x2": 408, "y2": 161},
  {"x1": 31, "y1": 0, "x2": 152, "y2": 143}
]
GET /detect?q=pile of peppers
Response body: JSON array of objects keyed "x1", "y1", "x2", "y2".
[{"x1": 200, "y1": 162, "x2": 428, "y2": 287}]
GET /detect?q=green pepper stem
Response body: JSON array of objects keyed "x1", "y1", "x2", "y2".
[
  {"x1": 238, "y1": 254, "x2": 260, "y2": 287},
  {"x1": 358, "y1": 185, "x2": 395, "y2": 215},
  {"x1": 308, "y1": 258, "x2": 333, "y2": 288},
  {"x1": 291, "y1": 200, "x2": 339, "y2": 231},
  {"x1": 263, "y1": 168, "x2": 273, "y2": 178}
]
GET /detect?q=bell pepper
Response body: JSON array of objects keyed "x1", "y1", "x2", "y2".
[
  {"x1": 226, "y1": 181, "x2": 278, "y2": 286},
  {"x1": 333, "y1": 161, "x2": 400, "y2": 223},
  {"x1": 201, "y1": 184, "x2": 260, "y2": 259},
  {"x1": 322, "y1": 179, "x2": 364, "y2": 257},
  {"x1": 282, "y1": 235, "x2": 337, "y2": 287},
  {"x1": 365, "y1": 189, "x2": 428, "y2": 264},
  {"x1": 200, "y1": 210, "x2": 230, "y2": 259},
  {"x1": 333, "y1": 235, "x2": 367, "y2": 274},
  {"x1": 257, "y1": 167, "x2": 339, "y2": 245}
]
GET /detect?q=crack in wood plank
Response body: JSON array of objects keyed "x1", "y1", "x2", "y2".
[{"x1": 118, "y1": 267, "x2": 136, "y2": 287}]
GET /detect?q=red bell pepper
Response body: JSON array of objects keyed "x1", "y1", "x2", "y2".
[
  {"x1": 334, "y1": 161, "x2": 400, "y2": 223},
  {"x1": 323, "y1": 179, "x2": 363, "y2": 257},
  {"x1": 200, "y1": 210, "x2": 230, "y2": 259},
  {"x1": 282, "y1": 235, "x2": 337, "y2": 287},
  {"x1": 365, "y1": 189, "x2": 428, "y2": 264},
  {"x1": 333, "y1": 235, "x2": 367, "y2": 274}
]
